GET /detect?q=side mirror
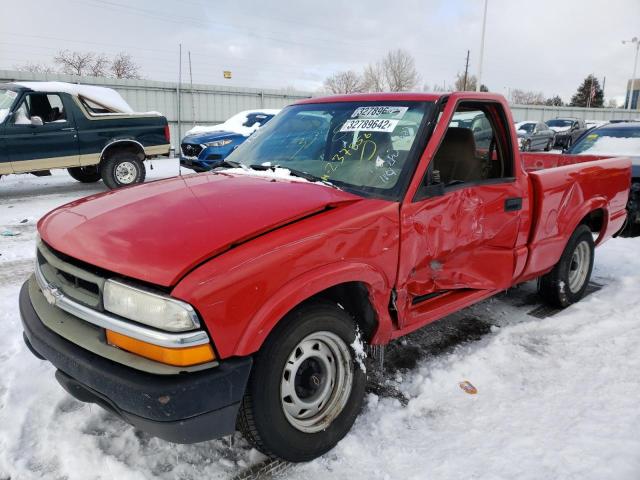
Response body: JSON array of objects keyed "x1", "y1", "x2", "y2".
[{"x1": 30, "y1": 116, "x2": 43, "y2": 127}]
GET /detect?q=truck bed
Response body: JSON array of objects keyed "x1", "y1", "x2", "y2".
[{"x1": 518, "y1": 153, "x2": 631, "y2": 281}]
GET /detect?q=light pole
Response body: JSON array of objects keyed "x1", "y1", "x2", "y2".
[
  {"x1": 476, "y1": 0, "x2": 489, "y2": 92},
  {"x1": 623, "y1": 37, "x2": 639, "y2": 110}
]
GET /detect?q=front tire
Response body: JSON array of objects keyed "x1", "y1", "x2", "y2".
[
  {"x1": 538, "y1": 224, "x2": 594, "y2": 307},
  {"x1": 544, "y1": 138, "x2": 552, "y2": 151},
  {"x1": 237, "y1": 301, "x2": 366, "y2": 462},
  {"x1": 100, "y1": 151, "x2": 146, "y2": 189},
  {"x1": 67, "y1": 166, "x2": 101, "y2": 183}
]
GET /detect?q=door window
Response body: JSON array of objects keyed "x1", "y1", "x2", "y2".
[
  {"x1": 424, "y1": 103, "x2": 513, "y2": 190},
  {"x1": 11, "y1": 93, "x2": 67, "y2": 125}
]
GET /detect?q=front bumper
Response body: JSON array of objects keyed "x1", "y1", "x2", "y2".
[{"x1": 20, "y1": 280, "x2": 252, "y2": 443}]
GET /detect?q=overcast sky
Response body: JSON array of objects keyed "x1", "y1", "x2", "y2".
[{"x1": 1, "y1": 0, "x2": 638, "y2": 104}]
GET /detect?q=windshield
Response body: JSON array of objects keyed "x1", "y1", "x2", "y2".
[
  {"x1": 0, "y1": 89, "x2": 18, "y2": 123},
  {"x1": 224, "y1": 101, "x2": 434, "y2": 199},
  {"x1": 546, "y1": 119, "x2": 572, "y2": 127},
  {"x1": 516, "y1": 122, "x2": 535, "y2": 133},
  {"x1": 568, "y1": 127, "x2": 640, "y2": 156}
]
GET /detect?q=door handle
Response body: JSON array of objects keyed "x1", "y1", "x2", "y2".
[
  {"x1": 61, "y1": 127, "x2": 76, "y2": 131},
  {"x1": 504, "y1": 197, "x2": 522, "y2": 212}
]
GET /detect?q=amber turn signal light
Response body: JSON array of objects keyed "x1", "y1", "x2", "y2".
[{"x1": 106, "y1": 330, "x2": 215, "y2": 367}]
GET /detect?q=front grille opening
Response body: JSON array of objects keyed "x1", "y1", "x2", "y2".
[{"x1": 57, "y1": 270, "x2": 100, "y2": 296}]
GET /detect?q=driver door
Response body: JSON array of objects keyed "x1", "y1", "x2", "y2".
[
  {"x1": 8, "y1": 92, "x2": 79, "y2": 173},
  {"x1": 396, "y1": 101, "x2": 525, "y2": 328}
]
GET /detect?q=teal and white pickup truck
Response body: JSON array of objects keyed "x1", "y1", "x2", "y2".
[{"x1": 0, "y1": 81, "x2": 170, "y2": 188}]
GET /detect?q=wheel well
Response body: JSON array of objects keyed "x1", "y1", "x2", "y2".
[
  {"x1": 304, "y1": 282, "x2": 378, "y2": 342},
  {"x1": 580, "y1": 208, "x2": 604, "y2": 234},
  {"x1": 101, "y1": 141, "x2": 145, "y2": 162}
]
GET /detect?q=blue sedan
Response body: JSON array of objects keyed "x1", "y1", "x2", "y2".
[{"x1": 180, "y1": 110, "x2": 279, "y2": 172}]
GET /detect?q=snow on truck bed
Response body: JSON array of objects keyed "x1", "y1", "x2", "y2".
[{"x1": 0, "y1": 161, "x2": 639, "y2": 479}]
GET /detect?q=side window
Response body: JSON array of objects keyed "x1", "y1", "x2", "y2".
[
  {"x1": 46, "y1": 94, "x2": 67, "y2": 122},
  {"x1": 427, "y1": 103, "x2": 513, "y2": 189},
  {"x1": 12, "y1": 93, "x2": 67, "y2": 125},
  {"x1": 13, "y1": 96, "x2": 32, "y2": 125}
]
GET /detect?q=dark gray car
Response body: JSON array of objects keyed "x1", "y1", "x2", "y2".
[
  {"x1": 515, "y1": 121, "x2": 555, "y2": 151},
  {"x1": 546, "y1": 118, "x2": 588, "y2": 149}
]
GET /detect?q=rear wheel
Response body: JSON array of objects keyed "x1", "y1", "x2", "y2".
[
  {"x1": 237, "y1": 301, "x2": 366, "y2": 462},
  {"x1": 67, "y1": 166, "x2": 101, "y2": 183},
  {"x1": 100, "y1": 151, "x2": 146, "y2": 189},
  {"x1": 538, "y1": 224, "x2": 594, "y2": 307}
]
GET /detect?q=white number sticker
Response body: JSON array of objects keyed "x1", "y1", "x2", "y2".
[
  {"x1": 351, "y1": 106, "x2": 408, "y2": 119},
  {"x1": 340, "y1": 118, "x2": 399, "y2": 132}
]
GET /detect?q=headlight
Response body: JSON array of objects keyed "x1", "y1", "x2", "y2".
[
  {"x1": 103, "y1": 280, "x2": 200, "y2": 332},
  {"x1": 204, "y1": 139, "x2": 233, "y2": 147}
]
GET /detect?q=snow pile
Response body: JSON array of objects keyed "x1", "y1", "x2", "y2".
[
  {"x1": 14, "y1": 81, "x2": 134, "y2": 113},
  {"x1": 185, "y1": 109, "x2": 280, "y2": 137},
  {"x1": 577, "y1": 136, "x2": 640, "y2": 156}
]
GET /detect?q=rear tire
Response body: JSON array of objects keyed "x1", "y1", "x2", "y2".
[
  {"x1": 100, "y1": 151, "x2": 146, "y2": 189},
  {"x1": 237, "y1": 301, "x2": 366, "y2": 462},
  {"x1": 67, "y1": 166, "x2": 101, "y2": 183},
  {"x1": 538, "y1": 224, "x2": 594, "y2": 307}
]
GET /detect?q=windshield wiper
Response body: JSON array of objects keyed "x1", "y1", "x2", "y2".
[
  {"x1": 213, "y1": 159, "x2": 242, "y2": 170},
  {"x1": 247, "y1": 164, "x2": 340, "y2": 189}
]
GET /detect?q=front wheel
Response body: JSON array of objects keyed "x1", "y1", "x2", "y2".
[
  {"x1": 544, "y1": 138, "x2": 552, "y2": 151},
  {"x1": 100, "y1": 152, "x2": 146, "y2": 189},
  {"x1": 67, "y1": 166, "x2": 101, "y2": 183},
  {"x1": 538, "y1": 224, "x2": 594, "y2": 307},
  {"x1": 237, "y1": 301, "x2": 366, "y2": 462}
]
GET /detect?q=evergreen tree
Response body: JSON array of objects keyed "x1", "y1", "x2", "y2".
[{"x1": 570, "y1": 75, "x2": 604, "y2": 108}]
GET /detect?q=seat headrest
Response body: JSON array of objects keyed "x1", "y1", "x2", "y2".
[{"x1": 441, "y1": 127, "x2": 476, "y2": 151}]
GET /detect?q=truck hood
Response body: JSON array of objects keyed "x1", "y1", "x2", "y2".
[{"x1": 38, "y1": 172, "x2": 360, "y2": 286}]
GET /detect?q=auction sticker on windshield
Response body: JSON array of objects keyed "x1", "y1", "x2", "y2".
[
  {"x1": 351, "y1": 106, "x2": 408, "y2": 119},
  {"x1": 340, "y1": 118, "x2": 399, "y2": 132}
]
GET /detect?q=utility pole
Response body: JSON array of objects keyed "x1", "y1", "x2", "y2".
[
  {"x1": 177, "y1": 43, "x2": 182, "y2": 142},
  {"x1": 463, "y1": 50, "x2": 470, "y2": 91},
  {"x1": 476, "y1": 0, "x2": 488, "y2": 92},
  {"x1": 188, "y1": 51, "x2": 195, "y2": 127},
  {"x1": 623, "y1": 37, "x2": 639, "y2": 110}
]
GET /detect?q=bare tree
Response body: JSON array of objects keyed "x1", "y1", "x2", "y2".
[
  {"x1": 510, "y1": 88, "x2": 545, "y2": 105},
  {"x1": 362, "y1": 61, "x2": 386, "y2": 92},
  {"x1": 111, "y1": 52, "x2": 141, "y2": 79},
  {"x1": 89, "y1": 54, "x2": 110, "y2": 77},
  {"x1": 323, "y1": 70, "x2": 363, "y2": 94},
  {"x1": 606, "y1": 98, "x2": 620, "y2": 108},
  {"x1": 14, "y1": 62, "x2": 55, "y2": 74},
  {"x1": 381, "y1": 49, "x2": 419, "y2": 92},
  {"x1": 454, "y1": 72, "x2": 477, "y2": 91},
  {"x1": 54, "y1": 50, "x2": 96, "y2": 76}
]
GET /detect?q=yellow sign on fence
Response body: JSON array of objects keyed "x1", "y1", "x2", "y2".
[{"x1": 223, "y1": 71, "x2": 232, "y2": 79}]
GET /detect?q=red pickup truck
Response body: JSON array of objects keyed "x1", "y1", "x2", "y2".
[{"x1": 20, "y1": 92, "x2": 630, "y2": 462}]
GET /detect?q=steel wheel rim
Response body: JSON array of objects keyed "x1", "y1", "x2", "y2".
[
  {"x1": 568, "y1": 240, "x2": 590, "y2": 293},
  {"x1": 115, "y1": 161, "x2": 138, "y2": 184},
  {"x1": 280, "y1": 331, "x2": 353, "y2": 433}
]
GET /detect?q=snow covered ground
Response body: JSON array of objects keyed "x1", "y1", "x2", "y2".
[{"x1": 0, "y1": 160, "x2": 639, "y2": 479}]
